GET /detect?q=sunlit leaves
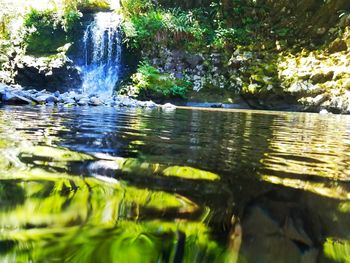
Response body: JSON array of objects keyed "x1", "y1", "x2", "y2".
[{"x1": 324, "y1": 238, "x2": 350, "y2": 263}]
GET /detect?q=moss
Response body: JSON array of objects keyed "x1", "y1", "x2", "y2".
[
  {"x1": 25, "y1": 29, "x2": 68, "y2": 55},
  {"x1": 188, "y1": 87, "x2": 239, "y2": 103}
]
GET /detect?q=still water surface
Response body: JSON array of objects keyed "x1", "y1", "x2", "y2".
[{"x1": 0, "y1": 105, "x2": 350, "y2": 263}]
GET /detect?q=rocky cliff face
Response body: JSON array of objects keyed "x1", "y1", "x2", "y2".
[
  {"x1": 125, "y1": 0, "x2": 350, "y2": 112},
  {"x1": 12, "y1": 54, "x2": 82, "y2": 92}
]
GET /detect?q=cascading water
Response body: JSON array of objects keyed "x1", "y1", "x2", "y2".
[{"x1": 80, "y1": 12, "x2": 122, "y2": 97}]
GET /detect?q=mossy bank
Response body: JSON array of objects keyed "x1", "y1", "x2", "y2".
[
  {"x1": 119, "y1": 0, "x2": 350, "y2": 113},
  {"x1": 1, "y1": 0, "x2": 350, "y2": 113}
]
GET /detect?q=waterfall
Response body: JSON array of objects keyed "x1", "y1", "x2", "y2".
[{"x1": 80, "y1": 12, "x2": 122, "y2": 97}]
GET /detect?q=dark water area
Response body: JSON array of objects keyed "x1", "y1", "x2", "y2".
[{"x1": 0, "y1": 105, "x2": 349, "y2": 262}]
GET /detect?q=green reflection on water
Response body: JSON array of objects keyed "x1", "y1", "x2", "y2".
[
  {"x1": 4, "y1": 107, "x2": 350, "y2": 262},
  {"x1": 0, "y1": 133, "x2": 227, "y2": 262},
  {"x1": 0, "y1": 176, "x2": 225, "y2": 262},
  {"x1": 324, "y1": 238, "x2": 350, "y2": 263}
]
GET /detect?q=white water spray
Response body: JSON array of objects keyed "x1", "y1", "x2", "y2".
[{"x1": 80, "y1": 12, "x2": 122, "y2": 97}]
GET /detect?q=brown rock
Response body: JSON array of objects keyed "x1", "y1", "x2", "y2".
[{"x1": 328, "y1": 39, "x2": 347, "y2": 53}]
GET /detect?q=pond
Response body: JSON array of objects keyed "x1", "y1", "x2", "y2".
[{"x1": 0, "y1": 105, "x2": 349, "y2": 263}]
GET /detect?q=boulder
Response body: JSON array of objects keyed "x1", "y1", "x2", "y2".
[
  {"x1": 211, "y1": 103, "x2": 224, "y2": 108},
  {"x1": 34, "y1": 94, "x2": 58, "y2": 104},
  {"x1": 120, "y1": 97, "x2": 137, "y2": 107},
  {"x1": 77, "y1": 98, "x2": 89, "y2": 106},
  {"x1": 144, "y1": 100, "x2": 158, "y2": 108},
  {"x1": 328, "y1": 39, "x2": 348, "y2": 53},
  {"x1": 310, "y1": 71, "x2": 334, "y2": 84},
  {"x1": 162, "y1": 103, "x2": 176, "y2": 110},
  {"x1": 185, "y1": 54, "x2": 204, "y2": 69},
  {"x1": 319, "y1": 109, "x2": 330, "y2": 114},
  {"x1": 89, "y1": 97, "x2": 103, "y2": 106},
  {"x1": 13, "y1": 55, "x2": 82, "y2": 93},
  {"x1": 2, "y1": 91, "x2": 34, "y2": 104}
]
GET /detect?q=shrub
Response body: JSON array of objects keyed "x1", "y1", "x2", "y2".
[
  {"x1": 122, "y1": 8, "x2": 205, "y2": 49},
  {"x1": 124, "y1": 61, "x2": 191, "y2": 100},
  {"x1": 23, "y1": 8, "x2": 81, "y2": 54},
  {"x1": 121, "y1": 0, "x2": 155, "y2": 16}
]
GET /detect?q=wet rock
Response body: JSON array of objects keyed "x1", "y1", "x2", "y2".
[
  {"x1": 174, "y1": 72, "x2": 184, "y2": 79},
  {"x1": 0, "y1": 83, "x2": 9, "y2": 94},
  {"x1": 77, "y1": 98, "x2": 89, "y2": 106},
  {"x1": 329, "y1": 95, "x2": 348, "y2": 113},
  {"x1": 328, "y1": 39, "x2": 348, "y2": 53},
  {"x1": 310, "y1": 71, "x2": 334, "y2": 84},
  {"x1": 57, "y1": 93, "x2": 67, "y2": 103},
  {"x1": 312, "y1": 94, "x2": 328, "y2": 106},
  {"x1": 73, "y1": 94, "x2": 85, "y2": 102},
  {"x1": 211, "y1": 103, "x2": 224, "y2": 108},
  {"x1": 64, "y1": 98, "x2": 76, "y2": 104},
  {"x1": 89, "y1": 97, "x2": 103, "y2": 106},
  {"x1": 319, "y1": 109, "x2": 329, "y2": 114},
  {"x1": 172, "y1": 50, "x2": 186, "y2": 60},
  {"x1": 35, "y1": 94, "x2": 58, "y2": 104},
  {"x1": 58, "y1": 93, "x2": 75, "y2": 104},
  {"x1": 120, "y1": 97, "x2": 137, "y2": 107},
  {"x1": 185, "y1": 54, "x2": 204, "y2": 69},
  {"x1": 162, "y1": 103, "x2": 176, "y2": 110},
  {"x1": 102, "y1": 98, "x2": 112, "y2": 106},
  {"x1": 144, "y1": 100, "x2": 158, "y2": 108},
  {"x1": 342, "y1": 79, "x2": 350, "y2": 90},
  {"x1": 164, "y1": 62, "x2": 176, "y2": 71},
  {"x1": 136, "y1": 101, "x2": 147, "y2": 107},
  {"x1": 2, "y1": 91, "x2": 33, "y2": 104},
  {"x1": 287, "y1": 82, "x2": 313, "y2": 96},
  {"x1": 13, "y1": 55, "x2": 82, "y2": 92}
]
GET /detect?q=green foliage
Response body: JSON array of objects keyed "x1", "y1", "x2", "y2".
[
  {"x1": 0, "y1": 14, "x2": 13, "y2": 40},
  {"x1": 213, "y1": 27, "x2": 250, "y2": 49},
  {"x1": 24, "y1": 9, "x2": 60, "y2": 29},
  {"x1": 122, "y1": 8, "x2": 205, "y2": 49},
  {"x1": 125, "y1": 61, "x2": 191, "y2": 100},
  {"x1": 62, "y1": 9, "x2": 82, "y2": 31},
  {"x1": 77, "y1": 0, "x2": 111, "y2": 11},
  {"x1": 121, "y1": 0, "x2": 271, "y2": 51},
  {"x1": 121, "y1": 0, "x2": 155, "y2": 16},
  {"x1": 23, "y1": 8, "x2": 81, "y2": 54}
]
